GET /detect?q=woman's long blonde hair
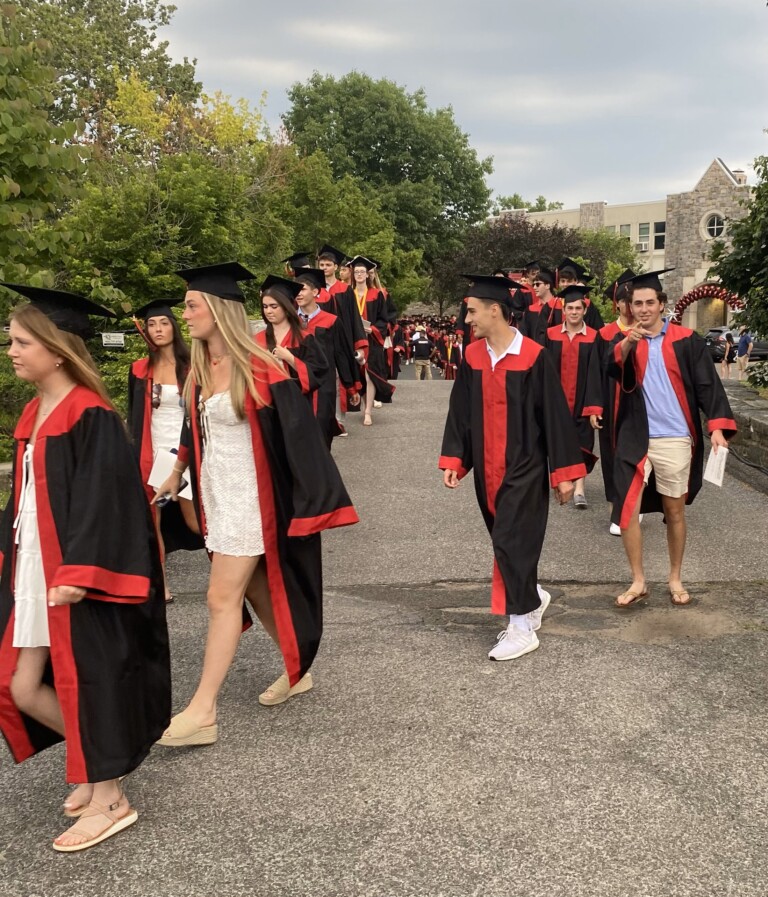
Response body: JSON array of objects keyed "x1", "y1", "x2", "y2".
[
  {"x1": 184, "y1": 292, "x2": 282, "y2": 419},
  {"x1": 10, "y1": 304, "x2": 115, "y2": 410}
]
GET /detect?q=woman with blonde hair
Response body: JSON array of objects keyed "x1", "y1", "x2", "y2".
[
  {"x1": 0, "y1": 284, "x2": 170, "y2": 852},
  {"x1": 155, "y1": 262, "x2": 357, "y2": 743}
]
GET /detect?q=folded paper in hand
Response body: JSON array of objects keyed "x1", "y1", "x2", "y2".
[
  {"x1": 703, "y1": 445, "x2": 728, "y2": 488},
  {"x1": 148, "y1": 449, "x2": 193, "y2": 500}
]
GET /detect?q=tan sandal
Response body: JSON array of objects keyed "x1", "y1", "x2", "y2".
[
  {"x1": 63, "y1": 776, "x2": 125, "y2": 818},
  {"x1": 156, "y1": 711, "x2": 218, "y2": 747},
  {"x1": 615, "y1": 588, "x2": 649, "y2": 608},
  {"x1": 53, "y1": 795, "x2": 138, "y2": 852},
  {"x1": 670, "y1": 589, "x2": 692, "y2": 606},
  {"x1": 259, "y1": 672, "x2": 313, "y2": 707}
]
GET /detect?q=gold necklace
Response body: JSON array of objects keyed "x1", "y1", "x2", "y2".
[{"x1": 210, "y1": 352, "x2": 230, "y2": 366}]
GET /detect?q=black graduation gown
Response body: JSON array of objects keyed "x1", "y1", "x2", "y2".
[
  {"x1": 545, "y1": 325, "x2": 602, "y2": 473},
  {"x1": 305, "y1": 308, "x2": 362, "y2": 447},
  {"x1": 387, "y1": 324, "x2": 405, "y2": 379},
  {"x1": 0, "y1": 388, "x2": 170, "y2": 783},
  {"x1": 320, "y1": 282, "x2": 368, "y2": 358},
  {"x1": 127, "y1": 357, "x2": 204, "y2": 554},
  {"x1": 178, "y1": 361, "x2": 359, "y2": 686},
  {"x1": 439, "y1": 336, "x2": 587, "y2": 615},
  {"x1": 606, "y1": 322, "x2": 737, "y2": 529},
  {"x1": 362, "y1": 289, "x2": 395, "y2": 404},
  {"x1": 594, "y1": 321, "x2": 626, "y2": 504},
  {"x1": 438, "y1": 340, "x2": 461, "y2": 380}
]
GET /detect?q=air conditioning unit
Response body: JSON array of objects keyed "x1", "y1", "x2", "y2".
[{"x1": 635, "y1": 241, "x2": 649, "y2": 252}]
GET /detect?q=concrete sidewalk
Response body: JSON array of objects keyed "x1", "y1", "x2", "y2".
[{"x1": 2, "y1": 381, "x2": 767, "y2": 897}]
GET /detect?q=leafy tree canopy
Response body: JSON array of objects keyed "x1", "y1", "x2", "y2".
[
  {"x1": 283, "y1": 72, "x2": 493, "y2": 262},
  {"x1": 710, "y1": 154, "x2": 768, "y2": 338},
  {"x1": 18, "y1": 0, "x2": 200, "y2": 145},
  {"x1": 491, "y1": 193, "x2": 564, "y2": 214}
]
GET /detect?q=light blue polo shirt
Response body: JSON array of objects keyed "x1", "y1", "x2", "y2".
[{"x1": 642, "y1": 319, "x2": 690, "y2": 438}]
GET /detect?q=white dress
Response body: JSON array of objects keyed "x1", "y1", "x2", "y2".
[
  {"x1": 151, "y1": 383, "x2": 185, "y2": 453},
  {"x1": 199, "y1": 391, "x2": 265, "y2": 557},
  {"x1": 12, "y1": 444, "x2": 50, "y2": 648}
]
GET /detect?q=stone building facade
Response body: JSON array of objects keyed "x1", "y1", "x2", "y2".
[{"x1": 504, "y1": 159, "x2": 750, "y2": 331}]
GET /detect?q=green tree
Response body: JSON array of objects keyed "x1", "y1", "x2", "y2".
[
  {"x1": 710, "y1": 154, "x2": 767, "y2": 337},
  {"x1": 18, "y1": 0, "x2": 199, "y2": 147},
  {"x1": 283, "y1": 72, "x2": 493, "y2": 261},
  {"x1": 0, "y1": 3, "x2": 88, "y2": 295},
  {"x1": 491, "y1": 193, "x2": 564, "y2": 214},
  {"x1": 430, "y1": 215, "x2": 638, "y2": 317}
]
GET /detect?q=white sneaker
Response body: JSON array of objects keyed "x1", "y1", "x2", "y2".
[
  {"x1": 373, "y1": 400, "x2": 382, "y2": 409},
  {"x1": 609, "y1": 522, "x2": 621, "y2": 536},
  {"x1": 488, "y1": 624, "x2": 539, "y2": 661},
  {"x1": 527, "y1": 588, "x2": 551, "y2": 631}
]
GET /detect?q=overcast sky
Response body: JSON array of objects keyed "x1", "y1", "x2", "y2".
[{"x1": 163, "y1": 0, "x2": 768, "y2": 208}]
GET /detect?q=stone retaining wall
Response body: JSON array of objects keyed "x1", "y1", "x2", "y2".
[{"x1": 721, "y1": 381, "x2": 768, "y2": 493}]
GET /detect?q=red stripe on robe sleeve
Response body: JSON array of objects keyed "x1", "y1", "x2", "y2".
[
  {"x1": 50, "y1": 565, "x2": 150, "y2": 602},
  {"x1": 550, "y1": 463, "x2": 587, "y2": 488},
  {"x1": 438, "y1": 455, "x2": 469, "y2": 480}
]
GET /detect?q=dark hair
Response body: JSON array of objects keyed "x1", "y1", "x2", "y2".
[
  {"x1": 725, "y1": 331, "x2": 734, "y2": 344},
  {"x1": 262, "y1": 287, "x2": 304, "y2": 350},
  {"x1": 475, "y1": 296, "x2": 511, "y2": 322},
  {"x1": 536, "y1": 270, "x2": 555, "y2": 288},
  {"x1": 317, "y1": 251, "x2": 336, "y2": 263},
  {"x1": 148, "y1": 313, "x2": 190, "y2": 386},
  {"x1": 563, "y1": 296, "x2": 586, "y2": 309}
]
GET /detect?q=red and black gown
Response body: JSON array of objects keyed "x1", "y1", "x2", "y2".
[
  {"x1": 177, "y1": 359, "x2": 359, "y2": 685},
  {"x1": 318, "y1": 281, "x2": 367, "y2": 414},
  {"x1": 0, "y1": 387, "x2": 170, "y2": 783},
  {"x1": 545, "y1": 325, "x2": 602, "y2": 473},
  {"x1": 387, "y1": 323, "x2": 405, "y2": 379},
  {"x1": 594, "y1": 320, "x2": 629, "y2": 504},
  {"x1": 438, "y1": 340, "x2": 461, "y2": 380},
  {"x1": 439, "y1": 336, "x2": 586, "y2": 615},
  {"x1": 128, "y1": 357, "x2": 204, "y2": 554},
  {"x1": 531, "y1": 298, "x2": 604, "y2": 345},
  {"x1": 606, "y1": 323, "x2": 737, "y2": 529},
  {"x1": 357, "y1": 288, "x2": 395, "y2": 403},
  {"x1": 304, "y1": 308, "x2": 363, "y2": 447},
  {"x1": 254, "y1": 328, "x2": 328, "y2": 400}
]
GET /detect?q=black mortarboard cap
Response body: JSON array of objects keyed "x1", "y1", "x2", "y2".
[
  {"x1": 133, "y1": 298, "x2": 184, "y2": 321},
  {"x1": 522, "y1": 259, "x2": 541, "y2": 272},
  {"x1": 176, "y1": 261, "x2": 255, "y2": 303},
  {"x1": 556, "y1": 284, "x2": 591, "y2": 303},
  {"x1": 316, "y1": 244, "x2": 346, "y2": 266},
  {"x1": 261, "y1": 275, "x2": 303, "y2": 303},
  {"x1": 281, "y1": 251, "x2": 311, "y2": 269},
  {"x1": 535, "y1": 267, "x2": 556, "y2": 286},
  {"x1": 0, "y1": 282, "x2": 116, "y2": 339},
  {"x1": 294, "y1": 268, "x2": 326, "y2": 291},
  {"x1": 556, "y1": 257, "x2": 589, "y2": 280},
  {"x1": 461, "y1": 273, "x2": 524, "y2": 305},
  {"x1": 347, "y1": 255, "x2": 376, "y2": 271},
  {"x1": 624, "y1": 268, "x2": 675, "y2": 293},
  {"x1": 604, "y1": 269, "x2": 636, "y2": 302},
  {"x1": 368, "y1": 257, "x2": 382, "y2": 270}
]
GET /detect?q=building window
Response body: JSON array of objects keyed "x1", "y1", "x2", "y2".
[
  {"x1": 654, "y1": 221, "x2": 666, "y2": 250},
  {"x1": 619, "y1": 224, "x2": 631, "y2": 238},
  {"x1": 705, "y1": 214, "x2": 725, "y2": 239},
  {"x1": 605, "y1": 225, "x2": 616, "y2": 234},
  {"x1": 639, "y1": 223, "x2": 650, "y2": 242}
]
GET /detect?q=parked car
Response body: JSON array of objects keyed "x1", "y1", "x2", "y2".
[{"x1": 704, "y1": 327, "x2": 768, "y2": 362}]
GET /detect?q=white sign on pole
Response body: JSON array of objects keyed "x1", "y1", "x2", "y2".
[{"x1": 101, "y1": 332, "x2": 125, "y2": 348}]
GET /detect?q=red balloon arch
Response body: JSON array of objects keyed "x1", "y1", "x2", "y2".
[{"x1": 670, "y1": 283, "x2": 743, "y2": 323}]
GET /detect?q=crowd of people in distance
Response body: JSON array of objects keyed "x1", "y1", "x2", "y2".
[{"x1": 0, "y1": 246, "x2": 738, "y2": 854}]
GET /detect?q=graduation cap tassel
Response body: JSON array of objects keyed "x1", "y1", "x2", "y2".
[{"x1": 132, "y1": 316, "x2": 155, "y2": 351}]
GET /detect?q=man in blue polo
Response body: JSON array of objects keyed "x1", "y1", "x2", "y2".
[
  {"x1": 608, "y1": 270, "x2": 736, "y2": 609},
  {"x1": 736, "y1": 325, "x2": 753, "y2": 381}
]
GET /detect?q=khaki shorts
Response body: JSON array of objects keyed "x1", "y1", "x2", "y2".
[{"x1": 643, "y1": 437, "x2": 692, "y2": 498}]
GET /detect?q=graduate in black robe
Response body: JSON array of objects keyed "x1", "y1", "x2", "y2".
[
  {"x1": 0, "y1": 286, "x2": 169, "y2": 851},
  {"x1": 440, "y1": 275, "x2": 585, "y2": 659},
  {"x1": 127, "y1": 299, "x2": 203, "y2": 571},
  {"x1": 295, "y1": 268, "x2": 363, "y2": 446},
  {"x1": 607, "y1": 272, "x2": 737, "y2": 529},
  {"x1": 156, "y1": 262, "x2": 358, "y2": 746},
  {"x1": 545, "y1": 285, "x2": 602, "y2": 505}
]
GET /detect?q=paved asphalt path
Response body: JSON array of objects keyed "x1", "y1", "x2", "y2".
[{"x1": 2, "y1": 376, "x2": 767, "y2": 897}]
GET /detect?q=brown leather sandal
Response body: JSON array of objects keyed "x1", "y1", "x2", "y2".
[
  {"x1": 615, "y1": 588, "x2": 649, "y2": 608},
  {"x1": 53, "y1": 795, "x2": 138, "y2": 852}
]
